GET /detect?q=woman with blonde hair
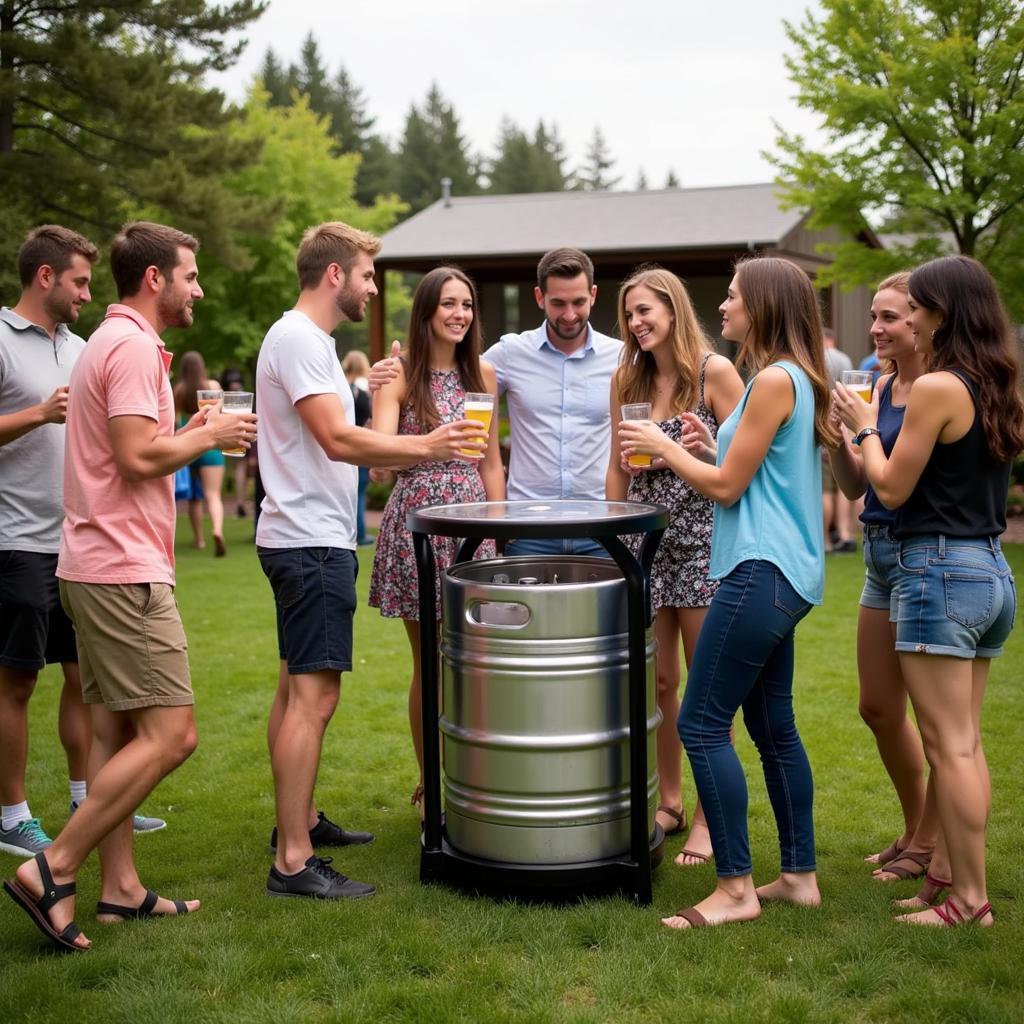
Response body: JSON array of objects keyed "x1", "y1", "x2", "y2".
[
  {"x1": 173, "y1": 351, "x2": 227, "y2": 556},
  {"x1": 620, "y1": 256, "x2": 836, "y2": 929},
  {"x1": 606, "y1": 265, "x2": 744, "y2": 859}
]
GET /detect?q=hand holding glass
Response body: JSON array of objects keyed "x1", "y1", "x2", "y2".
[
  {"x1": 621, "y1": 402, "x2": 653, "y2": 467},
  {"x1": 220, "y1": 391, "x2": 253, "y2": 457},
  {"x1": 841, "y1": 370, "x2": 874, "y2": 403},
  {"x1": 197, "y1": 388, "x2": 222, "y2": 413},
  {"x1": 461, "y1": 392, "x2": 493, "y2": 457}
]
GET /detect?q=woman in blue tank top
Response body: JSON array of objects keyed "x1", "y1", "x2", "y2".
[
  {"x1": 834, "y1": 256, "x2": 1022, "y2": 928},
  {"x1": 829, "y1": 274, "x2": 949, "y2": 901},
  {"x1": 620, "y1": 256, "x2": 837, "y2": 930}
]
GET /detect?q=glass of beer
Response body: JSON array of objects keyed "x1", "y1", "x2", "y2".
[
  {"x1": 841, "y1": 370, "x2": 874, "y2": 402},
  {"x1": 220, "y1": 391, "x2": 253, "y2": 457},
  {"x1": 197, "y1": 388, "x2": 222, "y2": 412},
  {"x1": 621, "y1": 402, "x2": 654, "y2": 467},
  {"x1": 461, "y1": 392, "x2": 493, "y2": 457}
]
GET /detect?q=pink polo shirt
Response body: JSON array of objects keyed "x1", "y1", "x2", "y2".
[{"x1": 57, "y1": 305, "x2": 177, "y2": 585}]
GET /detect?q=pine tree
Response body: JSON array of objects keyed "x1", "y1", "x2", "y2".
[
  {"x1": 636, "y1": 169, "x2": 649, "y2": 191},
  {"x1": 572, "y1": 127, "x2": 622, "y2": 191},
  {"x1": 258, "y1": 48, "x2": 291, "y2": 106},
  {"x1": 665, "y1": 169, "x2": 680, "y2": 188}
]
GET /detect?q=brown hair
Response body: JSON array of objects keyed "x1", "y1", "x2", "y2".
[
  {"x1": 172, "y1": 351, "x2": 212, "y2": 417},
  {"x1": 908, "y1": 255, "x2": 1024, "y2": 462},
  {"x1": 537, "y1": 247, "x2": 594, "y2": 292},
  {"x1": 733, "y1": 256, "x2": 838, "y2": 449},
  {"x1": 18, "y1": 225, "x2": 99, "y2": 286},
  {"x1": 342, "y1": 350, "x2": 371, "y2": 379},
  {"x1": 296, "y1": 222, "x2": 381, "y2": 290},
  {"x1": 873, "y1": 271, "x2": 912, "y2": 377},
  {"x1": 615, "y1": 266, "x2": 711, "y2": 413},
  {"x1": 110, "y1": 221, "x2": 198, "y2": 300},
  {"x1": 401, "y1": 266, "x2": 486, "y2": 432}
]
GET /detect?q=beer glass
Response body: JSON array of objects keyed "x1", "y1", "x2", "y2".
[
  {"x1": 841, "y1": 370, "x2": 874, "y2": 402},
  {"x1": 461, "y1": 392, "x2": 493, "y2": 457},
  {"x1": 220, "y1": 391, "x2": 253, "y2": 457},
  {"x1": 621, "y1": 402, "x2": 653, "y2": 467}
]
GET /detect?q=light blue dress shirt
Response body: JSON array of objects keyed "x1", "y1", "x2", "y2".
[{"x1": 483, "y1": 323, "x2": 623, "y2": 501}]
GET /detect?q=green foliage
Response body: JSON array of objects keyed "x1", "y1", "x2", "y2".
[
  {"x1": 772, "y1": 0, "x2": 1024, "y2": 317},
  {"x1": 487, "y1": 119, "x2": 569, "y2": 194},
  {"x1": 572, "y1": 126, "x2": 622, "y2": 191},
  {"x1": 192, "y1": 87, "x2": 405, "y2": 368}
]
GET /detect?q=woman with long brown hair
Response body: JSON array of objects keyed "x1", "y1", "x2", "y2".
[
  {"x1": 172, "y1": 351, "x2": 227, "y2": 556},
  {"x1": 369, "y1": 266, "x2": 505, "y2": 816},
  {"x1": 620, "y1": 256, "x2": 836, "y2": 929},
  {"x1": 834, "y1": 255, "x2": 1022, "y2": 927},
  {"x1": 606, "y1": 266, "x2": 744, "y2": 858}
]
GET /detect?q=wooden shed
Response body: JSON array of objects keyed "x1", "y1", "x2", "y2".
[{"x1": 369, "y1": 183, "x2": 881, "y2": 361}]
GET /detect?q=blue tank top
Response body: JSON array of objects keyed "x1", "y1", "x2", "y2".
[
  {"x1": 860, "y1": 375, "x2": 905, "y2": 526},
  {"x1": 710, "y1": 360, "x2": 825, "y2": 604}
]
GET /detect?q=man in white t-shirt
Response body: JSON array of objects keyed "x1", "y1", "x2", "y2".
[{"x1": 256, "y1": 222, "x2": 487, "y2": 901}]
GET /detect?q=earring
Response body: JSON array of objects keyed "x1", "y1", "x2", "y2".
[{"x1": 930, "y1": 329, "x2": 936, "y2": 340}]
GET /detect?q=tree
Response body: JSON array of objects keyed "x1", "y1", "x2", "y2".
[
  {"x1": 0, "y1": 0, "x2": 267, "y2": 292},
  {"x1": 636, "y1": 169, "x2": 649, "y2": 191},
  {"x1": 573, "y1": 126, "x2": 622, "y2": 191},
  {"x1": 257, "y1": 48, "x2": 291, "y2": 106},
  {"x1": 487, "y1": 118, "x2": 568, "y2": 194},
  {"x1": 396, "y1": 83, "x2": 480, "y2": 214},
  {"x1": 665, "y1": 169, "x2": 681, "y2": 188},
  {"x1": 772, "y1": 0, "x2": 1024, "y2": 317}
]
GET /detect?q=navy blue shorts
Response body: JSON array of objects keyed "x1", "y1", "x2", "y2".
[
  {"x1": 257, "y1": 547, "x2": 357, "y2": 675},
  {"x1": 0, "y1": 550, "x2": 77, "y2": 671}
]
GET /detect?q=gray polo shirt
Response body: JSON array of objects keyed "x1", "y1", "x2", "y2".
[{"x1": 0, "y1": 307, "x2": 86, "y2": 552}]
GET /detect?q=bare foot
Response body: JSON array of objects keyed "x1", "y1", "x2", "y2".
[
  {"x1": 755, "y1": 872, "x2": 821, "y2": 907},
  {"x1": 96, "y1": 887, "x2": 201, "y2": 924},
  {"x1": 674, "y1": 819, "x2": 713, "y2": 867},
  {"x1": 13, "y1": 855, "x2": 90, "y2": 950},
  {"x1": 864, "y1": 836, "x2": 909, "y2": 864},
  {"x1": 656, "y1": 805, "x2": 685, "y2": 836},
  {"x1": 661, "y1": 885, "x2": 761, "y2": 930},
  {"x1": 872, "y1": 849, "x2": 932, "y2": 882}
]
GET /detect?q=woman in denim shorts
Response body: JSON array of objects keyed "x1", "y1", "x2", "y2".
[
  {"x1": 829, "y1": 273, "x2": 947, "y2": 897},
  {"x1": 835, "y1": 256, "x2": 1022, "y2": 928}
]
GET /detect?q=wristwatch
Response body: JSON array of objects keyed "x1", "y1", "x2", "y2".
[{"x1": 852, "y1": 427, "x2": 881, "y2": 446}]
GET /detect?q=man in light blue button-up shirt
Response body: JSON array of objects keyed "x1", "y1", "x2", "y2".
[{"x1": 484, "y1": 248, "x2": 621, "y2": 555}]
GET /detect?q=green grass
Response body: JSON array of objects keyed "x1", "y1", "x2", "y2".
[{"x1": 2, "y1": 518, "x2": 1022, "y2": 1023}]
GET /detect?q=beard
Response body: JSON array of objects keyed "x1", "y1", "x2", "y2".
[
  {"x1": 157, "y1": 284, "x2": 193, "y2": 329},
  {"x1": 44, "y1": 290, "x2": 79, "y2": 325},
  {"x1": 546, "y1": 315, "x2": 587, "y2": 341},
  {"x1": 336, "y1": 282, "x2": 366, "y2": 323}
]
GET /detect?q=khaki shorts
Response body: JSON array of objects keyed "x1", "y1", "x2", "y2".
[{"x1": 59, "y1": 580, "x2": 193, "y2": 711}]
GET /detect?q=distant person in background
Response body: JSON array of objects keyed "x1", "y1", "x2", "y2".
[
  {"x1": 342, "y1": 351, "x2": 373, "y2": 545},
  {"x1": 173, "y1": 351, "x2": 227, "y2": 557},
  {"x1": 822, "y1": 328, "x2": 857, "y2": 552},
  {"x1": 221, "y1": 368, "x2": 249, "y2": 518}
]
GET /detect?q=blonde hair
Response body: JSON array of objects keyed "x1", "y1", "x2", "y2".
[
  {"x1": 615, "y1": 266, "x2": 711, "y2": 413},
  {"x1": 296, "y1": 222, "x2": 381, "y2": 290},
  {"x1": 342, "y1": 350, "x2": 371, "y2": 378}
]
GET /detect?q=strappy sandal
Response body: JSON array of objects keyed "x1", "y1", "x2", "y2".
[
  {"x1": 3, "y1": 852, "x2": 87, "y2": 952},
  {"x1": 931, "y1": 897, "x2": 994, "y2": 927},
  {"x1": 657, "y1": 805, "x2": 687, "y2": 836},
  {"x1": 893, "y1": 873, "x2": 952, "y2": 910},
  {"x1": 868, "y1": 837, "x2": 907, "y2": 865},
  {"x1": 96, "y1": 889, "x2": 190, "y2": 921},
  {"x1": 873, "y1": 849, "x2": 931, "y2": 881}
]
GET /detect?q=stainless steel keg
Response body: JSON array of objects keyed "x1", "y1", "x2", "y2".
[{"x1": 440, "y1": 556, "x2": 659, "y2": 865}]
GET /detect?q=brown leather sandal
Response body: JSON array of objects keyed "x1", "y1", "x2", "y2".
[
  {"x1": 873, "y1": 849, "x2": 931, "y2": 881},
  {"x1": 657, "y1": 805, "x2": 687, "y2": 836}
]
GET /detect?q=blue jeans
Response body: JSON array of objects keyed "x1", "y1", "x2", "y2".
[
  {"x1": 678, "y1": 559, "x2": 816, "y2": 877},
  {"x1": 504, "y1": 536, "x2": 610, "y2": 557},
  {"x1": 356, "y1": 466, "x2": 370, "y2": 543}
]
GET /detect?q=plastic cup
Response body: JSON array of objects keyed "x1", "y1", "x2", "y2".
[
  {"x1": 461, "y1": 392, "x2": 493, "y2": 457},
  {"x1": 197, "y1": 388, "x2": 222, "y2": 412},
  {"x1": 621, "y1": 402, "x2": 653, "y2": 467},
  {"x1": 841, "y1": 370, "x2": 874, "y2": 402},
  {"x1": 220, "y1": 391, "x2": 253, "y2": 457}
]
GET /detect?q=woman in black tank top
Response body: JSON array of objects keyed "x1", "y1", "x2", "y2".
[{"x1": 833, "y1": 256, "x2": 1023, "y2": 929}]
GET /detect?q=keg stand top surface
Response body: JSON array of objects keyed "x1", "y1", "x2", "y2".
[{"x1": 407, "y1": 499, "x2": 667, "y2": 539}]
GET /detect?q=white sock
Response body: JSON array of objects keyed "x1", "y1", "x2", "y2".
[
  {"x1": 1, "y1": 801, "x2": 31, "y2": 832},
  {"x1": 70, "y1": 780, "x2": 87, "y2": 805}
]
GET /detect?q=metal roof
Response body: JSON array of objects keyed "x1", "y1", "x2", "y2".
[{"x1": 378, "y1": 183, "x2": 805, "y2": 262}]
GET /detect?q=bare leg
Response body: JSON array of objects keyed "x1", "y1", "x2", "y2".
[
  {"x1": 653, "y1": 608, "x2": 683, "y2": 835},
  {"x1": 895, "y1": 654, "x2": 993, "y2": 925},
  {"x1": 822, "y1": 492, "x2": 835, "y2": 552},
  {"x1": 187, "y1": 498, "x2": 204, "y2": 549},
  {"x1": 403, "y1": 620, "x2": 424, "y2": 781},
  {"x1": 662, "y1": 874, "x2": 762, "y2": 929},
  {"x1": 834, "y1": 491, "x2": 854, "y2": 545},
  {"x1": 267, "y1": 660, "x2": 317, "y2": 830},
  {"x1": 198, "y1": 464, "x2": 225, "y2": 553},
  {"x1": 0, "y1": 666, "x2": 36, "y2": 807},
  {"x1": 270, "y1": 669, "x2": 340, "y2": 875},
  {"x1": 58, "y1": 662, "x2": 91, "y2": 782}
]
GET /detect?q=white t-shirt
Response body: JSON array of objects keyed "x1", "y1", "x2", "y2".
[{"x1": 255, "y1": 310, "x2": 357, "y2": 549}]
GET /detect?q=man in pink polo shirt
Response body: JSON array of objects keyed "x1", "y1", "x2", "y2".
[{"x1": 3, "y1": 222, "x2": 256, "y2": 953}]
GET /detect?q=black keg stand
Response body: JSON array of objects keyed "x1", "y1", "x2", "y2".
[{"x1": 407, "y1": 499, "x2": 667, "y2": 905}]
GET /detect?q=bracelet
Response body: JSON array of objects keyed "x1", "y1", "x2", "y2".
[{"x1": 852, "y1": 427, "x2": 881, "y2": 446}]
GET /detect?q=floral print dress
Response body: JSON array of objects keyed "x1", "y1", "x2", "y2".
[{"x1": 369, "y1": 369, "x2": 495, "y2": 620}]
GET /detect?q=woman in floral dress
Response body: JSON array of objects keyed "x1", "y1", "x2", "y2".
[
  {"x1": 369, "y1": 266, "x2": 505, "y2": 816},
  {"x1": 606, "y1": 266, "x2": 744, "y2": 863}
]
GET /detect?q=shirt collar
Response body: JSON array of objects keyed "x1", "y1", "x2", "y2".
[
  {"x1": 103, "y1": 303, "x2": 173, "y2": 372},
  {"x1": 0, "y1": 306, "x2": 71, "y2": 343},
  {"x1": 534, "y1": 321, "x2": 595, "y2": 356}
]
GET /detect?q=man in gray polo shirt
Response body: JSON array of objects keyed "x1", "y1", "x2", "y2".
[{"x1": 0, "y1": 226, "x2": 166, "y2": 858}]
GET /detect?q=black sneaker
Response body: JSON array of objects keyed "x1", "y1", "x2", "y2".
[
  {"x1": 266, "y1": 856, "x2": 375, "y2": 900},
  {"x1": 268, "y1": 811, "x2": 374, "y2": 853}
]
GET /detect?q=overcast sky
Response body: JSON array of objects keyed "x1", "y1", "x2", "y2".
[{"x1": 210, "y1": 0, "x2": 829, "y2": 195}]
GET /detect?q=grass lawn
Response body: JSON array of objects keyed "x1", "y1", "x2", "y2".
[{"x1": 2, "y1": 516, "x2": 1022, "y2": 1023}]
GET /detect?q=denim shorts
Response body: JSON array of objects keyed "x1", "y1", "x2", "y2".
[
  {"x1": 859, "y1": 524, "x2": 900, "y2": 614},
  {"x1": 257, "y1": 546, "x2": 357, "y2": 675},
  {"x1": 893, "y1": 535, "x2": 1016, "y2": 659}
]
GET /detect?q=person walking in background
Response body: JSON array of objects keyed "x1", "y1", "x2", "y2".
[
  {"x1": 368, "y1": 267, "x2": 504, "y2": 819},
  {"x1": 822, "y1": 328, "x2": 857, "y2": 553},
  {"x1": 833, "y1": 255, "x2": 1022, "y2": 928},
  {"x1": 221, "y1": 368, "x2": 250, "y2": 518},
  {"x1": 173, "y1": 351, "x2": 227, "y2": 557},
  {"x1": 828, "y1": 273, "x2": 945, "y2": 898},
  {"x1": 620, "y1": 256, "x2": 835, "y2": 930},
  {"x1": 342, "y1": 350, "x2": 373, "y2": 545},
  {"x1": 4, "y1": 221, "x2": 255, "y2": 952},
  {"x1": 606, "y1": 266, "x2": 744, "y2": 860}
]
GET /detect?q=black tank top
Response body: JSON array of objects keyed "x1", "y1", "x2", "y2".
[{"x1": 894, "y1": 369, "x2": 1010, "y2": 539}]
